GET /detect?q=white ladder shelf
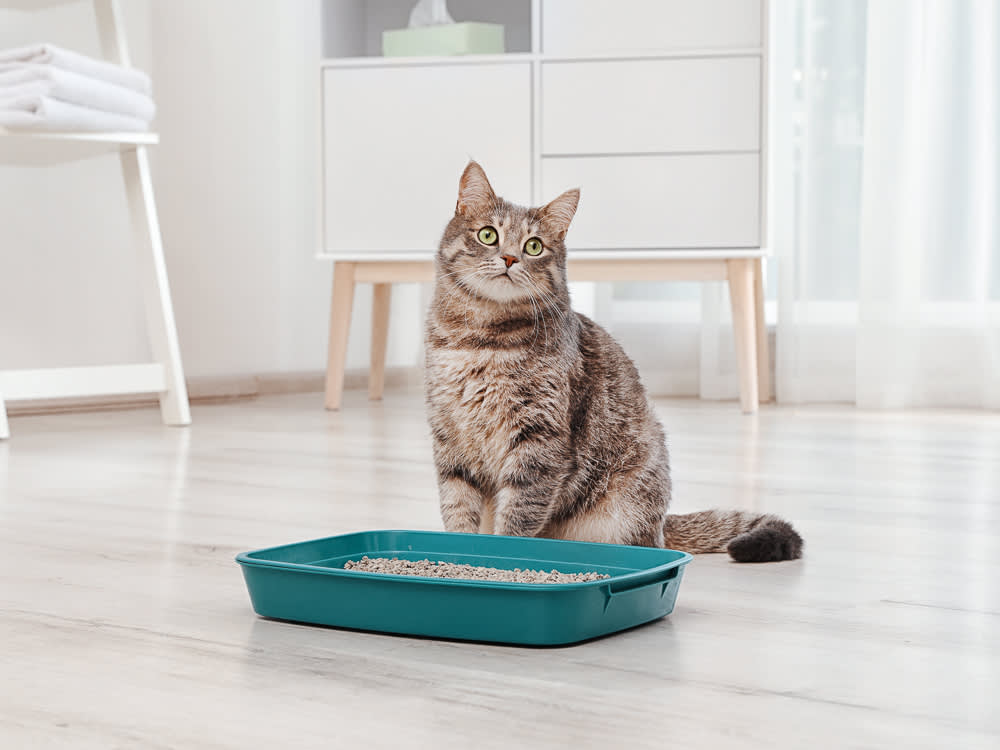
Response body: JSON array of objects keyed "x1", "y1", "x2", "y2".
[{"x1": 0, "y1": 0, "x2": 190, "y2": 439}]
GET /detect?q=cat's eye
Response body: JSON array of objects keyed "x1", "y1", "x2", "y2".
[
  {"x1": 477, "y1": 226, "x2": 499, "y2": 245},
  {"x1": 524, "y1": 238, "x2": 544, "y2": 256}
]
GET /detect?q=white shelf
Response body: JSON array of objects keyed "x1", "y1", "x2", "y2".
[
  {"x1": 320, "y1": 47, "x2": 763, "y2": 69},
  {"x1": 321, "y1": 53, "x2": 533, "y2": 69},
  {"x1": 0, "y1": 364, "x2": 167, "y2": 401},
  {"x1": 540, "y1": 47, "x2": 764, "y2": 63},
  {"x1": 315, "y1": 248, "x2": 768, "y2": 263},
  {"x1": 0, "y1": 129, "x2": 158, "y2": 165},
  {"x1": 0, "y1": 0, "x2": 81, "y2": 9}
]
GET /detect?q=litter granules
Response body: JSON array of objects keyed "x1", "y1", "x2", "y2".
[{"x1": 343, "y1": 556, "x2": 609, "y2": 583}]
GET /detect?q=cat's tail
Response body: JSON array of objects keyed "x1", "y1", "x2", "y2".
[{"x1": 663, "y1": 510, "x2": 803, "y2": 562}]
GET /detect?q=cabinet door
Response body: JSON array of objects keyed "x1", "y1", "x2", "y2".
[
  {"x1": 323, "y1": 63, "x2": 532, "y2": 255},
  {"x1": 543, "y1": 154, "x2": 760, "y2": 250},
  {"x1": 542, "y1": 57, "x2": 760, "y2": 155},
  {"x1": 541, "y1": 0, "x2": 762, "y2": 55}
]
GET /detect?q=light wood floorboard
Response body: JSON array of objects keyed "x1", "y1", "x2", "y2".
[{"x1": 1, "y1": 390, "x2": 998, "y2": 749}]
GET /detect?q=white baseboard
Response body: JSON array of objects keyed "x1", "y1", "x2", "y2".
[
  {"x1": 6, "y1": 349, "x2": 771, "y2": 416},
  {"x1": 4, "y1": 367, "x2": 423, "y2": 417}
]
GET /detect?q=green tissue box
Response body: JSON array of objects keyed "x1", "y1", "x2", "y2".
[{"x1": 382, "y1": 22, "x2": 505, "y2": 57}]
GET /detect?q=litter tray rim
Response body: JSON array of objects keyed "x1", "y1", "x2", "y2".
[{"x1": 235, "y1": 529, "x2": 693, "y2": 593}]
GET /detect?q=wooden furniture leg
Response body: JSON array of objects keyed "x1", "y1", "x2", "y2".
[
  {"x1": 324, "y1": 262, "x2": 357, "y2": 410},
  {"x1": 0, "y1": 394, "x2": 9, "y2": 440},
  {"x1": 727, "y1": 258, "x2": 759, "y2": 413},
  {"x1": 320, "y1": 257, "x2": 764, "y2": 413},
  {"x1": 753, "y1": 257, "x2": 772, "y2": 403},
  {"x1": 369, "y1": 283, "x2": 392, "y2": 401}
]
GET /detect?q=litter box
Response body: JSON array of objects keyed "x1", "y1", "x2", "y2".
[{"x1": 236, "y1": 530, "x2": 691, "y2": 646}]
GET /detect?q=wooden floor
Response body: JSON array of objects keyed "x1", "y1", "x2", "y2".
[{"x1": 1, "y1": 390, "x2": 998, "y2": 749}]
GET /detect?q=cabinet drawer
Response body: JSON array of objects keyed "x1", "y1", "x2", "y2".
[
  {"x1": 323, "y1": 63, "x2": 531, "y2": 254},
  {"x1": 542, "y1": 57, "x2": 760, "y2": 155},
  {"x1": 541, "y1": 0, "x2": 762, "y2": 55},
  {"x1": 542, "y1": 154, "x2": 760, "y2": 249}
]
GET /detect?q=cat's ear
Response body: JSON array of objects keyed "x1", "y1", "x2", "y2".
[
  {"x1": 456, "y1": 161, "x2": 497, "y2": 216},
  {"x1": 540, "y1": 188, "x2": 580, "y2": 241}
]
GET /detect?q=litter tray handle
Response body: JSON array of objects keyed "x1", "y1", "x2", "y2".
[{"x1": 603, "y1": 566, "x2": 680, "y2": 608}]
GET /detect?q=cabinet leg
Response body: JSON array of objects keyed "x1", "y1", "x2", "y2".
[
  {"x1": 0, "y1": 393, "x2": 9, "y2": 440},
  {"x1": 753, "y1": 258, "x2": 772, "y2": 403},
  {"x1": 369, "y1": 283, "x2": 392, "y2": 401},
  {"x1": 727, "y1": 259, "x2": 759, "y2": 414},
  {"x1": 324, "y1": 262, "x2": 357, "y2": 410}
]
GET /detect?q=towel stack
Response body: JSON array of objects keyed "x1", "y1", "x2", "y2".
[{"x1": 0, "y1": 43, "x2": 154, "y2": 133}]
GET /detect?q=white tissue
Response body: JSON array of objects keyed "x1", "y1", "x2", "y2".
[{"x1": 408, "y1": 0, "x2": 453, "y2": 27}]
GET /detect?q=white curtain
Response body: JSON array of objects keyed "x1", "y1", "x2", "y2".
[{"x1": 772, "y1": 0, "x2": 1000, "y2": 408}]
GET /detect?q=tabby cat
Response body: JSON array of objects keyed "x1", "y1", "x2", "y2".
[{"x1": 424, "y1": 162, "x2": 802, "y2": 562}]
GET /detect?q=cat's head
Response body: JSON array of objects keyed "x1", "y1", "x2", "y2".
[{"x1": 436, "y1": 161, "x2": 579, "y2": 304}]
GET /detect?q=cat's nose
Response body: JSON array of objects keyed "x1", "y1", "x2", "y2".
[{"x1": 500, "y1": 254, "x2": 518, "y2": 268}]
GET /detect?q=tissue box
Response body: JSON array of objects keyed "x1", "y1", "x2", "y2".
[{"x1": 382, "y1": 22, "x2": 505, "y2": 57}]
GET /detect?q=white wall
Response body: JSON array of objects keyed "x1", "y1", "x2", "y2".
[
  {"x1": 274, "y1": 1, "x2": 426, "y2": 376},
  {"x1": 1, "y1": 0, "x2": 420, "y2": 381},
  {"x1": 0, "y1": 1, "x2": 152, "y2": 370}
]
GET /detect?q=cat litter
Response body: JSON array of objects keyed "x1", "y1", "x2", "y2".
[{"x1": 344, "y1": 555, "x2": 609, "y2": 583}]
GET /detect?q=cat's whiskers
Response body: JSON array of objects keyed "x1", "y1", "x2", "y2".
[
  {"x1": 524, "y1": 289, "x2": 544, "y2": 348},
  {"x1": 512, "y1": 273, "x2": 550, "y2": 347},
  {"x1": 518, "y1": 274, "x2": 569, "y2": 349},
  {"x1": 535, "y1": 284, "x2": 572, "y2": 337},
  {"x1": 436, "y1": 266, "x2": 495, "y2": 330},
  {"x1": 443, "y1": 262, "x2": 556, "y2": 347},
  {"x1": 537, "y1": 286, "x2": 572, "y2": 347},
  {"x1": 434, "y1": 273, "x2": 477, "y2": 332},
  {"x1": 530, "y1": 283, "x2": 552, "y2": 348}
]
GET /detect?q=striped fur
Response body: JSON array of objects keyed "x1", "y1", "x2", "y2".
[{"x1": 424, "y1": 162, "x2": 803, "y2": 562}]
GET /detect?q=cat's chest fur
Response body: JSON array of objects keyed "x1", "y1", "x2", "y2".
[
  {"x1": 427, "y1": 347, "x2": 562, "y2": 481},
  {"x1": 430, "y1": 348, "x2": 527, "y2": 426}
]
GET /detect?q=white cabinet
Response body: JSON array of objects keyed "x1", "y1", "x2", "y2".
[
  {"x1": 320, "y1": 3, "x2": 767, "y2": 257},
  {"x1": 318, "y1": 0, "x2": 772, "y2": 412},
  {"x1": 322, "y1": 62, "x2": 532, "y2": 254}
]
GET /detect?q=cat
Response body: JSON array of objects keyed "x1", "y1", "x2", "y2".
[{"x1": 424, "y1": 161, "x2": 803, "y2": 562}]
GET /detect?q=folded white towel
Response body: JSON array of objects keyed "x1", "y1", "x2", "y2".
[
  {"x1": 0, "y1": 65, "x2": 154, "y2": 121},
  {"x1": 0, "y1": 95, "x2": 149, "y2": 132},
  {"x1": 0, "y1": 43, "x2": 151, "y2": 95}
]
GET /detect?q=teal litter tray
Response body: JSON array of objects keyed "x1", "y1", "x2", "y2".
[{"x1": 236, "y1": 530, "x2": 691, "y2": 646}]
